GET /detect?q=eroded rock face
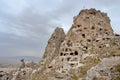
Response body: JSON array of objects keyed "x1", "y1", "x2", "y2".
[
  {"x1": 45, "y1": 8, "x2": 120, "y2": 79},
  {"x1": 85, "y1": 57, "x2": 120, "y2": 80},
  {"x1": 39, "y1": 27, "x2": 65, "y2": 69},
  {"x1": 42, "y1": 27, "x2": 65, "y2": 59},
  {"x1": 0, "y1": 71, "x2": 9, "y2": 80},
  {"x1": 49, "y1": 8, "x2": 115, "y2": 72}
]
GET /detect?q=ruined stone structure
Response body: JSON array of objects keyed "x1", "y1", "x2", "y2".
[{"x1": 45, "y1": 8, "x2": 120, "y2": 76}]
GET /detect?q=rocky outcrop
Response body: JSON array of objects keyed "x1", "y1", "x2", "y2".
[
  {"x1": 85, "y1": 56, "x2": 120, "y2": 80},
  {"x1": 39, "y1": 27, "x2": 65, "y2": 69},
  {"x1": 11, "y1": 59, "x2": 39, "y2": 80},
  {"x1": 0, "y1": 71, "x2": 9, "y2": 80},
  {"x1": 42, "y1": 8, "x2": 120, "y2": 79},
  {"x1": 47, "y1": 8, "x2": 118, "y2": 72},
  {"x1": 1, "y1": 8, "x2": 120, "y2": 80}
]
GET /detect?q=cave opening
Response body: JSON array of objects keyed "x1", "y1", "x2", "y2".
[
  {"x1": 60, "y1": 53, "x2": 63, "y2": 56},
  {"x1": 70, "y1": 53, "x2": 73, "y2": 55},
  {"x1": 75, "y1": 51, "x2": 78, "y2": 55},
  {"x1": 82, "y1": 34, "x2": 85, "y2": 38}
]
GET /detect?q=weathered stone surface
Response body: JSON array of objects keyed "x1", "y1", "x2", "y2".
[
  {"x1": 2, "y1": 8, "x2": 120, "y2": 80},
  {"x1": 48, "y1": 8, "x2": 118, "y2": 73},
  {"x1": 85, "y1": 56, "x2": 120, "y2": 80},
  {"x1": 0, "y1": 71, "x2": 9, "y2": 80},
  {"x1": 39, "y1": 27, "x2": 65, "y2": 69},
  {"x1": 43, "y1": 8, "x2": 120, "y2": 80}
]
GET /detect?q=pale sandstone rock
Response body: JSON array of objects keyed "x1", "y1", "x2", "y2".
[
  {"x1": 47, "y1": 8, "x2": 119, "y2": 73},
  {"x1": 85, "y1": 56, "x2": 120, "y2": 80}
]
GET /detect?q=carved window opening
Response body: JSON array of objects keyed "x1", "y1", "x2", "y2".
[
  {"x1": 64, "y1": 53, "x2": 67, "y2": 56},
  {"x1": 70, "y1": 53, "x2": 73, "y2": 55},
  {"x1": 99, "y1": 46, "x2": 102, "y2": 48},
  {"x1": 87, "y1": 39, "x2": 91, "y2": 42},
  {"x1": 83, "y1": 46, "x2": 88, "y2": 51},
  {"x1": 102, "y1": 38, "x2": 105, "y2": 40},
  {"x1": 84, "y1": 58, "x2": 86, "y2": 60},
  {"x1": 67, "y1": 57, "x2": 71, "y2": 61},
  {"x1": 115, "y1": 34, "x2": 120, "y2": 36},
  {"x1": 106, "y1": 38, "x2": 110, "y2": 40},
  {"x1": 78, "y1": 25, "x2": 81, "y2": 27},
  {"x1": 84, "y1": 27, "x2": 87, "y2": 29},
  {"x1": 96, "y1": 40, "x2": 99, "y2": 42},
  {"x1": 48, "y1": 66, "x2": 52, "y2": 68},
  {"x1": 53, "y1": 36, "x2": 55, "y2": 39},
  {"x1": 90, "y1": 12, "x2": 96, "y2": 15},
  {"x1": 100, "y1": 70, "x2": 104, "y2": 72},
  {"x1": 105, "y1": 32, "x2": 109, "y2": 35},
  {"x1": 99, "y1": 28, "x2": 102, "y2": 31},
  {"x1": 91, "y1": 26, "x2": 95, "y2": 29},
  {"x1": 82, "y1": 34, "x2": 85, "y2": 38},
  {"x1": 70, "y1": 64, "x2": 74, "y2": 67},
  {"x1": 61, "y1": 40, "x2": 64, "y2": 42},
  {"x1": 85, "y1": 46, "x2": 88, "y2": 50},
  {"x1": 75, "y1": 51, "x2": 78, "y2": 55},
  {"x1": 65, "y1": 48, "x2": 68, "y2": 52},
  {"x1": 60, "y1": 53, "x2": 63, "y2": 56}
]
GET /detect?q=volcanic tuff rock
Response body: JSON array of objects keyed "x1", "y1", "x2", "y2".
[
  {"x1": 85, "y1": 56, "x2": 120, "y2": 80},
  {"x1": 39, "y1": 27, "x2": 65, "y2": 70},
  {"x1": 40, "y1": 8, "x2": 120, "y2": 79},
  {"x1": 1, "y1": 8, "x2": 120, "y2": 80},
  {"x1": 46, "y1": 8, "x2": 117, "y2": 70}
]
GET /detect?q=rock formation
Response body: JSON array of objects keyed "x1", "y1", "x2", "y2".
[
  {"x1": 40, "y1": 8, "x2": 120, "y2": 80},
  {"x1": 1, "y1": 8, "x2": 120, "y2": 80},
  {"x1": 39, "y1": 27, "x2": 65, "y2": 70},
  {"x1": 85, "y1": 56, "x2": 120, "y2": 80}
]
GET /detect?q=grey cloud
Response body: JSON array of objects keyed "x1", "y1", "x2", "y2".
[
  {"x1": 0, "y1": 0, "x2": 120, "y2": 57},
  {"x1": 0, "y1": 33, "x2": 41, "y2": 57},
  {"x1": 52, "y1": 0, "x2": 120, "y2": 34}
]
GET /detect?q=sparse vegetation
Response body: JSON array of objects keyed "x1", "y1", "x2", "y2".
[
  {"x1": 115, "y1": 76, "x2": 120, "y2": 80},
  {"x1": 115, "y1": 64, "x2": 120, "y2": 72},
  {"x1": 69, "y1": 69, "x2": 79, "y2": 80},
  {"x1": 71, "y1": 74, "x2": 78, "y2": 80}
]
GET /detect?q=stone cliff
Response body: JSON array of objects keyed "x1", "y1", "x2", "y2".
[{"x1": 43, "y1": 8, "x2": 120, "y2": 80}]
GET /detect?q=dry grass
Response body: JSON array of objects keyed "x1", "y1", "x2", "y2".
[
  {"x1": 68, "y1": 56, "x2": 101, "y2": 79},
  {"x1": 93, "y1": 76, "x2": 106, "y2": 80},
  {"x1": 31, "y1": 70, "x2": 55, "y2": 80},
  {"x1": 115, "y1": 64, "x2": 120, "y2": 72}
]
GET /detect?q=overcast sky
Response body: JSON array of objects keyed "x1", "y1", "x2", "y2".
[{"x1": 0, "y1": 0, "x2": 120, "y2": 57}]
